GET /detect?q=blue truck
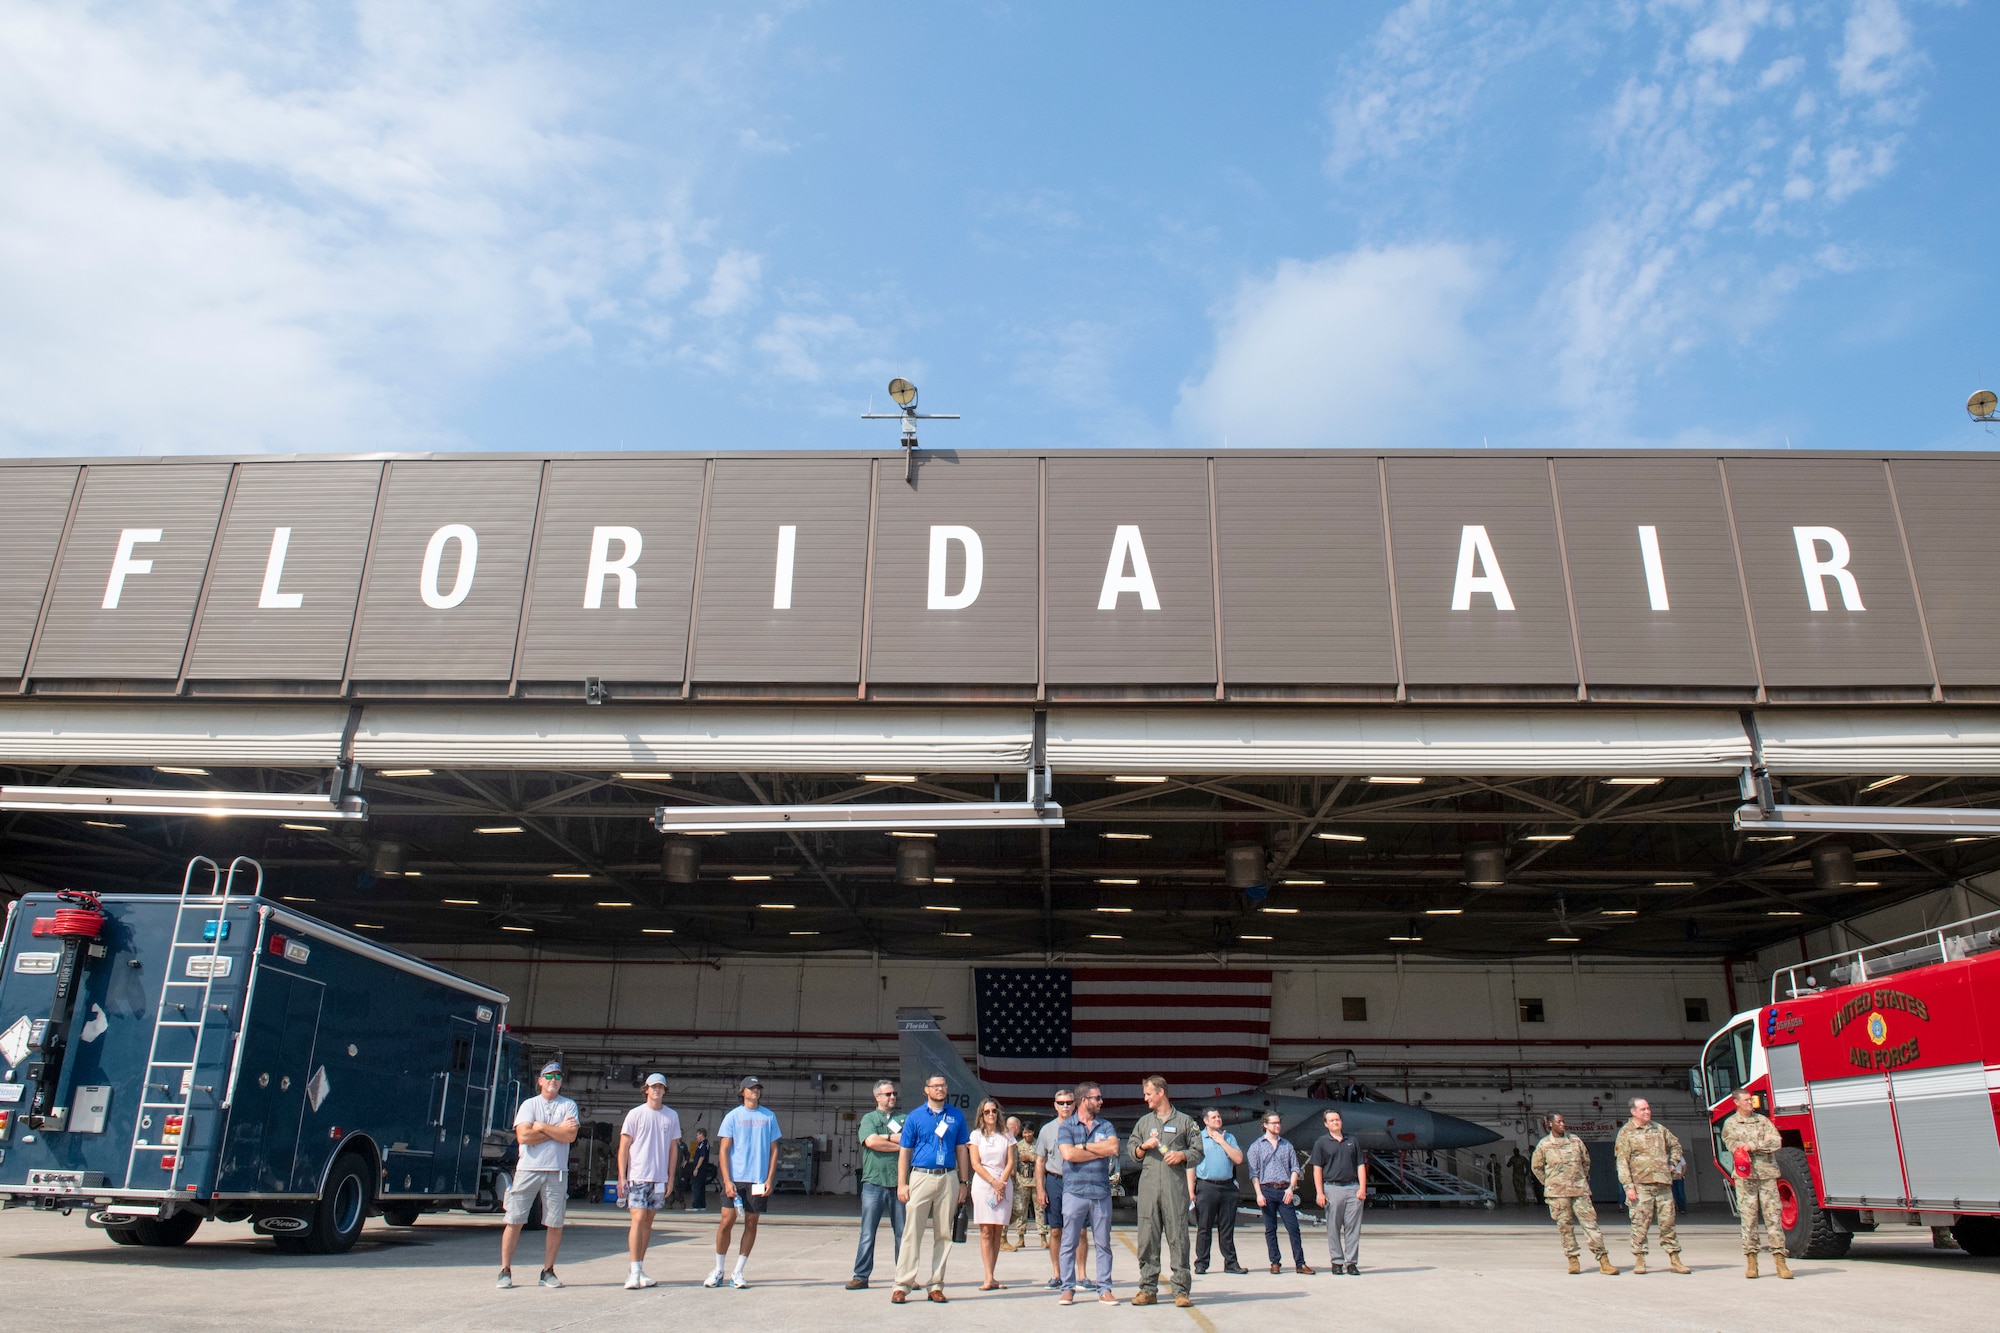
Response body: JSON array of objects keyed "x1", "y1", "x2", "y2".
[{"x1": 0, "y1": 856, "x2": 515, "y2": 1253}]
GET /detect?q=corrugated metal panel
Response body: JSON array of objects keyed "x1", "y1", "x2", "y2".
[
  {"x1": 1214, "y1": 457, "x2": 1396, "y2": 685},
  {"x1": 1807, "y1": 1074, "x2": 1905, "y2": 1204},
  {"x1": 690, "y1": 460, "x2": 871, "y2": 684},
  {"x1": 0, "y1": 702, "x2": 349, "y2": 765},
  {"x1": 1553, "y1": 458, "x2": 1756, "y2": 687},
  {"x1": 351, "y1": 704, "x2": 1034, "y2": 770},
  {"x1": 1384, "y1": 459, "x2": 1577, "y2": 685},
  {"x1": 866, "y1": 457, "x2": 1038, "y2": 686},
  {"x1": 185, "y1": 462, "x2": 383, "y2": 680},
  {"x1": 1045, "y1": 707, "x2": 1751, "y2": 775},
  {"x1": 28, "y1": 464, "x2": 231, "y2": 679},
  {"x1": 1886, "y1": 459, "x2": 2000, "y2": 687},
  {"x1": 1890, "y1": 1063, "x2": 2000, "y2": 1211},
  {"x1": 1044, "y1": 457, "x2": 1216, "y2": 685},
  {"x1": 515, "y1": 460, "x2": 706, "y2": 681},
  {"x1": 346, "y1": 461, "x2": 543, "y2": 681},
  {"x1": 1723, "y1": 459, "x2": 1933, "y2": 688},
  {"x1": 1756, "y1": 708, "x2": 2000, "y2": 774},
  {"x1": 0, "y1": 466, "x2": 79, "y2": 676}
]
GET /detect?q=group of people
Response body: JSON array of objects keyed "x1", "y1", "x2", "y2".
[
  {"x1": 494, "y1": 1060, "x2": 1801, "y2": 1297},
  {"x1": 1524, "y1": 1093, "x2": 1794, "y2": 1281}
]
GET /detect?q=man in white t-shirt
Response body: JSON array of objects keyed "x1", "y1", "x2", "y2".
[
  {"x1": 499, "y1": 1061, "x2": 580, "y2": 1289},
  {"x1": 617, "y1": 1074, "x2": 683, "y2": 1290}
]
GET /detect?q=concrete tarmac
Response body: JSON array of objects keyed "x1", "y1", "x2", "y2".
[{"x1": 0, "y1": 1202, "x2": 1991, "y2": 1332}]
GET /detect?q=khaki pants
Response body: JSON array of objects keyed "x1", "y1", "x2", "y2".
[
  {"x1": 1736, "y1": 1177, "x2": 1786, "y2": 1254},
  {"x1": 893, "y1": 1170, "x2": 956, "y2": 1293},
  {"x1": 1134, "y1": 1170, "x2": 1192, "y2": 1297},
  {"x1": 1547, "y1": 1195, "x2": 1605, "y2": 1257},
  {"x1": 1629, "y1": 1182, "x2": 1680, "y2": 1256}
]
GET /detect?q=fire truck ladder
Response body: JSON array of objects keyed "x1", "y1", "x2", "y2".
[{"x1": 123, "y1": 856, "x2": 259, "y2": 1195}]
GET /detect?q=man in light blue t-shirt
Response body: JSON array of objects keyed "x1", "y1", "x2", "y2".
[
  {"x1": 707, "y1": 1076, "x2": 782, "y2": 1289},
  {"x1": 498, "y1": 1061, "x2": 579, "y2": 1290}
]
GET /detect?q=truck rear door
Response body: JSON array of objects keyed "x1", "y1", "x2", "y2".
[{"x1": 221, "y1": 971, "x2": 324, "y2": 1193}]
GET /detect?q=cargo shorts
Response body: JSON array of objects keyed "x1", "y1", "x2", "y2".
[{"x1": 505, "y1": 1169, "x2": 567, "y2": 1227}]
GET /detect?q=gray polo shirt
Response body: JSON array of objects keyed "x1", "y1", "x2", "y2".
[{"x1": 1036, "y1": 1117, "x2": 1067, "y2": 1177}]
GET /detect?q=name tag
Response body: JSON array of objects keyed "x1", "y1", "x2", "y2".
[{"x1": 935, "y1": 1118, "x2": 950, "y2": 1139}]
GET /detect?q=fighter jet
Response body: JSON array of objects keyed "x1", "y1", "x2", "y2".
[{"x1": 894, "y1": 1007, "x2": 1499, "y2": 1158}]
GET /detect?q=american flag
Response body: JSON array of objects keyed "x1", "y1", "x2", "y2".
[{"x1": 973, "y1": 967, "x2": 1271, "y2": 1104}]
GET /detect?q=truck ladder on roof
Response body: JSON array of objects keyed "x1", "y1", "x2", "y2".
[{"x1": 122, "y1": 857, "x2": 259, "y2": 1193}]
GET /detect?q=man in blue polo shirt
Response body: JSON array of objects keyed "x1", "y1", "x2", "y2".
[
  {"x1": 1057, "y1": 1079, "x2": 1122, "y2": 1306},
  {"x1": 890, "y1": 1072, "x2": 971, "y2": 1303}
]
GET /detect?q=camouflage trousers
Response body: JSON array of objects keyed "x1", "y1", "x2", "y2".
[
  {"x1": 1546, "y1": 1195, "x2": 1606, "y2": 1258},
  {"x1": 1628, "y1": 1183, "x2": 1680, "y2": 1255},
  {"x1": 1007, "y1": 1176, "x2": 1041, "y2": 1244},
  {"x1": 1735, "y1": 1178, "x2": 1786, "y2": 1254}
]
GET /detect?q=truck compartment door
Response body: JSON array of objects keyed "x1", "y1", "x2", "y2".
[
  {"x1": 1807, "y1": 1074, "x2": 1906, "y2": 1205},
  {"x1": 1766, "y1": 1042, "x2": 1808, "y2": 1117},
  {"x1": 452, "y1": 1016, "x2": 492, "y2": 1191},
  {"x1": 1890, "y1": 1062, "x2": 2000, "y2": 1211},
  {"x1": 222, "y1": 972, "x2": 325, "y2": 1193}
]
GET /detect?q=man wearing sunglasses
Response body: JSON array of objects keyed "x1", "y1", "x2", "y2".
[
  {"x1": 498, "y1": 1061, "x2": 580, "y2": 1290},
  {"x1": 1035, "y1": 1089, "x2": 1090, "y2": 1290}
]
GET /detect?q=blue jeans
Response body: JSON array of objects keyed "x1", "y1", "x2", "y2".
[
  {"x1": 854, "y1": 1181, "x2": 906, "y2": 1280},
  {"x1": 1260, "y1": 1193, "x2": 1305, "y2": 1266},
  {"x1": 1060, "y1": 1192, "x2": 1113, "y2": 1294}
]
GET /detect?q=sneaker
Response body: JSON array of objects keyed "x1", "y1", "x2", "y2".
[
  {"x1": 1059, "y1": 1291, "x2": 1074, "y2": 1306},
  {"x1": 731, "y1": 1273, "x2": 750, "y2": 1290},
  {"x1": 626, "y1": 1272, "x2": 657, "y2": 1290},
  {"x1": 703, "y1": 1272, "x2": 725, "y2": 1289},
  {"x1": 538, "y1": 1269, "x2": 563, "y2": 1289},
  {"x1": 1098, "y1": 1290, "x2": 1119, "y2": 1305},
  {"x1": 1045, "y1": 1278, "x2": 1062, "y2": 1290},
  {"x1": 495, "y1": 1269, "x2": 513, "y2": 1289}
]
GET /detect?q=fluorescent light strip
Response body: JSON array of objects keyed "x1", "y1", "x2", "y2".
[
  {"x1": 1547, "y1": 935, "x2": 1581, "y2": 943},
  {"x1": 1603, "y1": 777, "x2": 1663, "y2": 786},
  {"x1": 596, "y1": 901, "x2": 633, "y2": 908},
  {"x1": 1367, "y1": 776, "x2": 1423, "y2": 785},
  {"x1": 1387, "y1": 934, "x2": 1422, "y2": 942},
  {"x1": 732, "y1": 874, "x2": 772, "y2": 882},
  {"x1": 377, "y1": 768, "x2": 433, "y2": 778},
  {"x1": 1101, "y1": 832, "x2": 1151, "y2": 840},
  {"x1": 551, "y1": 872, "x2": 591, "y2": 879},
  {"x1": 863, "y1": 775, "x2": 917, "y2": 783},
  {"x1": 353, "y1": 923, "x2": 383, "y2": 931},
  {"x1": 476, "y1": 826, "x2": 524, "y2": 835},
  {"x1": 1424, "y1": 908, "x2": 1463, "y2": 916},
  {"x1": 1241, "y1": 934, "x2": 1273, "y2": 941},
  {"x1": 1524, "y1": 834, "x2": 1573, "y2": 842},
  {"x1": 1096, "y1": 906, "x2": 1131, "y2": 913},
  {"x1": 1315, "y1": 832, "x2": 1365, "y2": 843},
  {"x1": 1260, "y1": 907, "x2": 1299, "y2": 915},
  {"x1": 501, "y1": 925, "x2": 533, "y2": 933},
  {"x1": 1862, "y1": 775, "x2": 1909, "y2": 792},
  {"x1": 443, "y1": 898, "x2": 480, "y2": 905},
  {"x1": 1097, "y1": 877, "x2": 1138, "y2": 885},
  {"x1": 1089, "y1": 933, "x2": 1122, "y2": 939},
  {"x1": 888, "y1": 830, "x2": 937, "y2": 839},
  {"x1": 617, "y1": 772, "x2": 675, "y2": 781},
  {"x1": 1282, "y1": 878, "x2": 1324, "y2": 886},
  {"x1": 642, "y1": 928, "x2": 675, "y2": 935},
  {"x1": 154, "y1": 765, "x2": 209, "y2": 776},
  {"x1": 758, "y1": 903, "x2": 794, "y2": 910},
  {"x1": 924, "y1": 905, "x2": 961, "y2": 912}
]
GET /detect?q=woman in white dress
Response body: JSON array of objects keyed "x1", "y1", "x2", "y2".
[{"x1": 968, "y1": 1097, "x2": 1017, "y2": 1290}]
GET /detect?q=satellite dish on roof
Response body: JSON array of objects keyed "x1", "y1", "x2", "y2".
[
  {"x1": 1970, "y1": 389, "x2": 1999, "y2": 421},
  {"x1": 888, "y1": 377, "x2": 918, "y2": 408},
  {"x1": 863, "y1": 375, "x2": 960, "y2": 483}
]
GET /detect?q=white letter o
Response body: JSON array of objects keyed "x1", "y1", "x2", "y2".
[{"x1": 420, "y1": 524, "x2": 479, "y2": 609}]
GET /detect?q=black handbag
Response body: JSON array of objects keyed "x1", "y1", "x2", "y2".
[{"x1": 952, "y1": 1197, "x2": 970, "y2": 1243}]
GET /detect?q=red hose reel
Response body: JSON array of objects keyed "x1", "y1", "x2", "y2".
[{"x1": 30, "y1": 889, "x2": 107, "y2": 939}]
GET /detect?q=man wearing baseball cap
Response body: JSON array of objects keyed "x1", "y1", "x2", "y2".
[
  {"x1": 708, "y1": 1076, "x2": 782, "y2": 1289},
  {"x1": 498, "y1": 1061, "x2": 579, "y2": 1289},
  {"x1": 618, "y1": 1074, "x2": 682, "y2": 1290}
]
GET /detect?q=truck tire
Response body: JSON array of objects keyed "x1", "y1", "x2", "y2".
[
  {"x1": 1775, "y1": 1146, "x2": 1851, "y2": 1259},
  {"x1": 106, "y1": 1227, "x2": 142, "y2": 1246},
  {"x1": 302, "y1": 1153, "x2": 372, "y2": 1255},
  {"x1": 380, "y1": 1205, "x2": 422, "y2": 1228},
  {"x1": 1953, "y1": 1215, "x2": 2000, "y2": 1257}
]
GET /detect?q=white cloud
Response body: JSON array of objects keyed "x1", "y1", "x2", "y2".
[
  {"x1": 695, "y1": 250, "x2": 763, "y2": 317},
  {"x1": 754, "y1": 311, "x2": 863, "y2": 383},
  {"x1": 1834, "y1": 0, "x2": 1915, "y2": 99},
  {"x1": 1174, "y1": 246, "x2": 1485, "y2": 449}
]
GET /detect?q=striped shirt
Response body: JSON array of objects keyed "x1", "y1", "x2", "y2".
[{"x1": 1247, "y1": 1134, "x2": 1300, "y2": 1185}]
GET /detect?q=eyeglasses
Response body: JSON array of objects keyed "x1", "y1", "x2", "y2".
[{"x1": 1053, "y1": 1099, "x2": 1074, "y2": 1105}]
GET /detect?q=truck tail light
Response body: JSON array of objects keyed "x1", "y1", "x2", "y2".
[
  {"x1": 163, "y1": 1114, "x2": 185, "y2": 1145},
  {"x1": 269, "y1": 934, "x2": 287, "y2": 957},
  {"x1": 0, "y1": 1110, "x2": 11, "y2": 1139},
  {"x1": 160, "y1": 1155, "x2": 177, "y2": 1170}
]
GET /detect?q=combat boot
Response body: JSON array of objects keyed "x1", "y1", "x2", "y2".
[
  {"x1": 1669, "y1": 1254, "x2": 1691, "y2": 1275},
  {"x1": 1597, "y1": 1253, "x2": 1617, "y2": 1275},
  {"x1": 1632, "y1": 1253, "x2": 1646, "y2": 1275},
  {"x1": 1566, "y1": 1255, "x2": 1580, "y2": 1274},
  {"x1": 1773, "y1": 1253, "x2": 1793, "y2": 1279},
  {"x1": 1745, "y1": 1254, "x2": 1758, "y2": 1279}
]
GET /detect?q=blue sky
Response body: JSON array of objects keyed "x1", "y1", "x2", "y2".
[{"x1": 0, "y1": 1, "x2": 1990, "y2": 457}]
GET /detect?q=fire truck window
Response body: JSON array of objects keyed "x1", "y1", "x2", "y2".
[{"x1": 1702, "y1": 1022, "x2": 1752, "y2": 1102}]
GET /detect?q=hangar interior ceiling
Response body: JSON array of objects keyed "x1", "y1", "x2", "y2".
[{"x1": 4, "y1": 760, "x2": 1995, "y2": 960}]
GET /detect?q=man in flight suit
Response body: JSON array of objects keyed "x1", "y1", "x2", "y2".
[
  {"x1": 1614, "y1": 1098, "x2": 1690, "y2": 1274},
  {"x1": 1531, "y1": 1113, "x2": 1616, "y2": 1275},
  {"x1": 1127, "y1": 1075, "x2": 1203, "y2": 1308},
  {"x1": 1720, "y1": 1089, "x2": 1793, "y2": 1280}
]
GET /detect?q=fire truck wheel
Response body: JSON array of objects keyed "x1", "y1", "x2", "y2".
[
  {"x1": 302, "y1": 1153, "x2": 372, "y2": 1255},
  {"x1": 1776, "y1": 1147, "x2": 1850, "y2": 1259},
  {"x1": 1952, "y1": 1215, "x2": 2000, "y2": 1257}
]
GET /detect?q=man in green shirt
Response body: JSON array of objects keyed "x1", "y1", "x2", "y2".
[
  {"x1": 1127, "y1": 1074, "x2": 1204, "y2": 1308},
  {"x1": 848, "y1": 1080, "x2": 906, "y2": 1289}
]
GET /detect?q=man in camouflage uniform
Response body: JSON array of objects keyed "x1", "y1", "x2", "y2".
[
  {"x1": 1531, "y1": 1113, "x2": 1616, "y2": 1275},
  {"x1": 1614, "y1": 1098, "x2": 1690, "y2": 1274},
  {"x1": 1004, "y1": 1116, "x2": 1040, "y2": 1250},
  {"x1": 1720, "y1": 1090, "x2": 1793, "y2": 1280},
  {"x1": 1507, "y1": 1147, "x2": 1531, "y2": 1205}
]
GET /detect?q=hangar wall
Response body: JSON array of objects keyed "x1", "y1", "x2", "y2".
[{"x1": 425, "y1": 948, "x2": 1732, "y2": 1203}]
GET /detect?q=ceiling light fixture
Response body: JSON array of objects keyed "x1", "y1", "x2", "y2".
[
  {"x1": 1603, "y1": 777, "x2": 1663, "y2": 786},
  {"x1": 1241, "y1": 934, "x2": 1273, "y2": 941},
  {"x1": 1101, "y1": 832, "x2": 1152, "y2": 840},
  {"x1": 281, "y1": 823, "x2": 328, "y2": 832},
  {"x1": 404, "y1": 870, "x2": 422, "y2": 878},
  {"x1": 732, "y1": 874, "x2": 773, "y2": 882},
  {"x1": 758, "y1": 903, "x2": 795, "y2": 910},
  {"x1": 1862, "y1": 775, "x2": 1909, "y2": 792},
  {"x1": 597, "y1": 901, "x2": 633, "y2": 908},
  {"x1": 0, "y1": 785, "x2": 368, "y2": 822},
  {"x1": 1768, "y1": 910, "x2": 1802, "y2": 916},
  {"x1": 281, "y1": 895, "x2": 314, "y2": 902},
  {"x1": 932, "y1": 876, "x2": 956, "y2": 884},
  {"x1": 657, "y1": 798, "x2": 1062, "y2": 833},
  {"x1": 154, "y1": 765, "x2": 209, "y2": 776},
  {"x1": 788, "y1": 930, "x2": 820, "y2": 936},
  {"x1": 1316, "y1": 832, "x2": 1366, "y2": 842},
  {"x1": 1654, "y1": 880, "x2": 1695, "y2": 886},
  {"x1": 941, "y1": 931, "x2": 972, "y2": 937},
  {"x1": 551, "y1": 872, "x2": 591, "y2": 879},
  {"x1": 1602, "y1": 909, "x2": 1639, "y2": 916},
  {"x1": 1387, "y1": 933, "x2": 1423, "y2": 942},
  {"x1": 1096, "y1": 906, "x2": 1131, "y2": 913},
  {"x1": 1368, "y1": 776, "x2": 1423, "y2": 785},
  {"x1": 353, "y1": 923, "x2": 384, "y2": 931},
  {"x1": 1097, "y1": 877, "x2": 1138, "y2": 885},
  {"x1": 617, "y1": 772, "x2": 675, "y2": 781},
  {"x1": 476, "y1": 825, "x2": 525, "y2": 835},
  {"x1": 924, "y1": 905, "x2": 961, "y2": 912},
  {"x1": 642, "y1": 928, "x2": 675, "y2": 935},
  {"x1": 1524, "y1": 834, "x2": 1573, "y2": 842},
  {"x1": 1282, "y1": 878, "x2": 1325, "y2": 886},
  {"x1": 1110, "y1": 776, "x2": 1168, "y2": 784},
  {"x1": 1089, "y1": 933, "x2": 1122, "y2": 940},
  {"x1": 863, "y1": 775, "x2": 917, "y2": 783},
  {"x1": 1425, "y1": 908, "x2": 1463, "y2": 916},
  {"x1": 1260, "y1": 907, "x2": 1299, "y2": 915},
  {"x1": 501, "y1": 925, "x2": 533, "y2": 933},
  {"x1": 888, "y1": 830, "x2": 937, "y2": 839},
  {"x1": 85, "y1": 819, "x2": 126, "y2": 828},
  {"x1": 1547, "y1": 935, "x2": 1581, "y2": 943},
  {"x1": 377, "y1": 768, "x2": 434, "y2": 778},
  {"x1": 443, "y1": 898, "x2": 479, "y2": 905}
]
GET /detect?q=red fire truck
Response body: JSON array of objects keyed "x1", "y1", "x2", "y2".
[{"x1": 1691, "y1": 909, "x2": 2000, "y2": 1258}]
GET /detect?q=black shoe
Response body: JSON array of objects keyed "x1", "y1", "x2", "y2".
[
  {"x1": 1224, "y1": 1265, "x2": 1249, "y2": 1275},
  {"x1": 1327, "y1": 1264, "x2": 1343, "y2": 1275},
  {"x1": 1345, "y1": 1264, "x2": 1360, "y2": 1276},
  {"x1": 1193, "y1": 1265, "x2": 1208, "y2": 1275}
]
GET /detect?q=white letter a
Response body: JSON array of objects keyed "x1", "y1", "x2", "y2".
[
  {"x1": 1450, "y1": 524, "x2": 1515, "y2": 610},
  {"x1": 1097, "y1": 525, "x2": 1161, "y2": 611}
]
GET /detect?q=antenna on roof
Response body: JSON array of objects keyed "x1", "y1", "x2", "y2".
[{"x1": 863, "y1": 378, "x2": 961, "y2": 484}]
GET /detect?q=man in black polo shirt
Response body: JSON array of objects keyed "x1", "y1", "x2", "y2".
[{"x1": 1310, "y1": 1109, "x2": 1368, "y2": 1275}]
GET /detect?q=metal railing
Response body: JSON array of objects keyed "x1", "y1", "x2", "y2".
[{"x1": 1772, "y1": 906, "x2": 2000, "y2": 1001}]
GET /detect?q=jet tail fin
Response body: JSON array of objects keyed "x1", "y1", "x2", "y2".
[{"x1": 896, "y1": 1007, "x2": 993, "y2": 1112}]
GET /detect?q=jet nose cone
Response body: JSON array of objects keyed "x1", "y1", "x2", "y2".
[{"x1": 1428, "y1": 1110, "x2": 1501, "y2": 1150}]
